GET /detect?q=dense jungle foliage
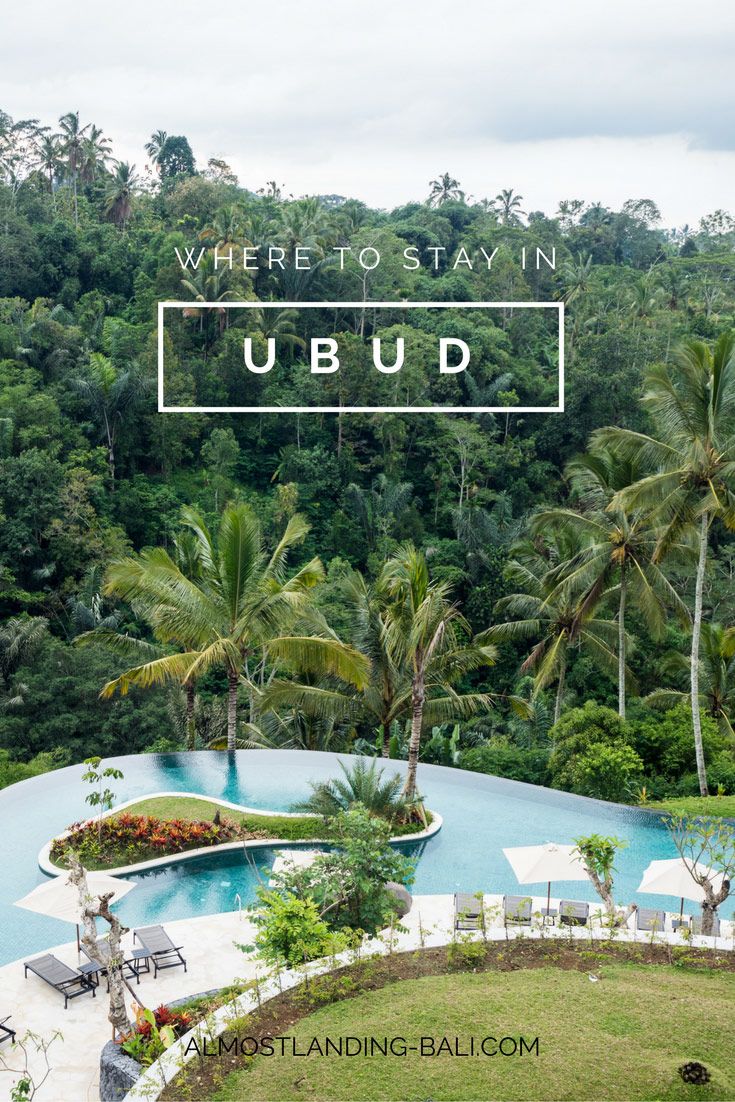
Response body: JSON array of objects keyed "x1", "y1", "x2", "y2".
[{"x1": 2, "y1": 112, "x2": 735, "y2": 804}]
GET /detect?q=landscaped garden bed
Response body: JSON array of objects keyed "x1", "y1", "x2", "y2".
[
  {"x1": 157, "y1": 940, "x2": 735, "y2": 1102},
  {"x1": 48, "y1": 793, "x2": 434, "y2": 871}
]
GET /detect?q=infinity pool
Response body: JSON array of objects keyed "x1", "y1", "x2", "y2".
[{"x1": 0, "y1": 750, "x2": 700, "y2": 965}]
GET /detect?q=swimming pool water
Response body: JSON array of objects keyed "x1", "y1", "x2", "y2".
[{"x1": 0, "y1": 750, "x2": 706, "y2": 964}]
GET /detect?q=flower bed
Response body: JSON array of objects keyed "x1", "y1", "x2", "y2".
[{"x1": 50, "y1": 811, "x2": 267, "y2": 869}]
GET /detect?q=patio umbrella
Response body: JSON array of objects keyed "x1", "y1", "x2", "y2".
[
  {"x1": 637, "y1": 858, "x2": 725, "y2": 922},
  {"x1": 15, "y1": 871, "x2": 134, "y2": 952},
  {"x1": 503, "y1": 842, "x2": 589, "y2": 917}
]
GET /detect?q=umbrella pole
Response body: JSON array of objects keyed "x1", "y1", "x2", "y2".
[
  {"x1": 546, "y1": 882, "x2": 551, "y2": 920},
  {"x1": 680, "y1": 897, "x2": 684, "y2": 924},
  {"x1": 76, "y1": 923, "x2": 81, "y2": 954}
]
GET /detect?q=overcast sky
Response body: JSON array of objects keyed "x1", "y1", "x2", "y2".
[{"x1": 2, "y1": 0, "x2": 734, "y2": 226}]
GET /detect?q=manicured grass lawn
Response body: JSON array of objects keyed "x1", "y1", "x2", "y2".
[
  {"x1": 127, "y1": 795, "x2": 428, "y2": 838},
  {"x1": 648, "y1": 795, "x2": 735, "y2": 820},
  {"x1": 215, "y1": 964, "x2": 735, "y2": 1101}
]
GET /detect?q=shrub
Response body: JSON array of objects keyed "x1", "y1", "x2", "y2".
[
  {"x1": 245, "y1": 891, "x2": 346, "y2": 968},
  {"x1": 548, "y1": 703, "x2": 635, "y2": 793},
  {"x1": 293, "y1": 759, "x2": 409, "y2": 823},
  {"x1": 569, "y1": 742, "x2": 644, "y2": 803},
  {"x1": 459, "y1": 741, "x2": 550, "y2": 786},
  {"x1": 630, "y1": 705, "x2": 728, "y2": 782}
]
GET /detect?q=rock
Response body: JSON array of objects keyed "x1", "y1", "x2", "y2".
[
  {"x1": 99, "y1": 1039, "x2": 141, "y2": 1102},
  {"x1": 386, "y1": 881, "x2": 412, "y2": 917}
]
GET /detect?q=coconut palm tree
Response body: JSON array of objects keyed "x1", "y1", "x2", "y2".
[
  {"x1": 533, "y1": 449, "x2": 690, "y2": 718},
  {"x1": 379, "y1": 544, "x2": 502, "y2": 800},
  {"x1": 427, "y1": 173, "x2": 464, "y2": 207},
  {"x1": 144, "y1": 129, "x2": 169, "y2": 174},
  {"x1": 103, "y1": 162, "x2": 139, "y2": 228},
  {"x1": 34, "y1": 134, "x2": 63, "y2": 208},
  {"x1": 80, "y1": 125, "x2": 112, "y2": 184},
  {"x1": 57, "y1": 111, "x2": 89, "y2": 225},
  {"x1": 103, "y1": 160, "x2": 138, "y2": 228},
  {"x1": 494, "y1": 188, "x2": 525, "y2": 225},
  {"x1": 595, "y1": 333, "x2": 735, "y2": 795},
  {"x1": 71, "y1": 353, "x2": 144, "y2": 482},
  {"x1": 486, "y1": 532, "x2": 624, "y2": 724},
  {"x1": 100, "y1": 504, "x2": 370, "y2": 750},
  {"x1": 648, "y1": 622, "x2": 735, "y2": 738}
]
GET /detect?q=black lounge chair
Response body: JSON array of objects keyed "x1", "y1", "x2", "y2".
[
  {"x1": 133, "y1": 925, "x2": 187, "y2": 977},
  {"x1": 503, "y1": 895, "x2": 532, "y2": 926},
  {"x1": 24, "y1": 954, "x2": 96, "y2": 1009},
  {"x1": 81, "y1": 938, "x2": 146, "y2": 986},
  {"x1": 559, "y1": 900, "x2": 589, "y2": 926},
  {"x1": 0, "y1": 1016, "x2": 15, "y2": 1045},
  {"x1": 691, "y1": 915, "x2": 721, "y2": 937},
  {"x1": 636, "y1": 908, "x2": 666, "y2": 933},
  {"x1": 454, "y1": 892, "x2": 483, "y2": 931}
]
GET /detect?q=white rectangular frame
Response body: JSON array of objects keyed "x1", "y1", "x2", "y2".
[{"x1": 157, "y1": 300, "x2": 565, "y2": 414}]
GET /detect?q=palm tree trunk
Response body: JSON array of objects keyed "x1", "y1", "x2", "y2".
[
  {"x1": 381, "y1": 721, "x2": 390, "y2": 758},
  {"x1": 618, "y1": 567, "x2": 627, "y2": 720},
  {"x1": 185, "y1": 682, "x2": 196, "y2": 750},
  {"x1": 691, "y1": 513, "x2": 710, "y2": 796},
  {"x1": 227, "y1": 671, "x2": 238, "y2": 752},
  {"x1": 554, "y1": 663, "x2": 566, "y2": 725},
  {"x1": 402, "y1": 673, "x2": 424, "y2": 800}
]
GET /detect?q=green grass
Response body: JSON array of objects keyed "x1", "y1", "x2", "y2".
[
  {"x1": 119, "y1": 795, "x2": 428, "y2": 840},
  {"x1": 647, "y1": 795, "x2": 735, "y2": 820},
  {"x1": 215, "y1": 964, "x2": 735, "y2": 1102}
]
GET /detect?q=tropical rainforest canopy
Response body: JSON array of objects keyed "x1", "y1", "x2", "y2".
[{"x1": 2, "y1": 111, "x2": 735, "y2": 803}]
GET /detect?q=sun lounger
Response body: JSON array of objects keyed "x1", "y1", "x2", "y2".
[
  {"x1": 81, "y1": 937, "x2": 146, "y2": 985},
  {"x1": 454, "y1": 892, "x2": 483, "y2": 931},
  {"x1": 691, "y1": 915, "x2": 721, "y2": 937},
  {"x1": 133, "y1": 925, "x2": 187, "y2": 977},
  {"x1": 559, "y1": 900, "x2": 589, "y2": 926},
  {"x1": 0, "y1": 1016, "x2": 15, "y2": 1045},
  {"x1": 636, "y1": 908, "x2": 666, "y2": 932},
  {"x1": 503, "y1": 894, "x2": 532, "y2": 926},
  {"x1": 24, "y1": 954, "x2": 96, "y2": 1009}
]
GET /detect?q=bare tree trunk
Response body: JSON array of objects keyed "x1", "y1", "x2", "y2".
[
  {"x1": 185, "y1": 682, "x2": 196, "y2": 750},
  {"x1": 227, "y1": 670, "x2": 238, "y2": 751},
  {"x1": 67, "y1": 856, "x2": 134, "y2": 1037},
  {"x1": 554, "y1": 663, "x2": 566, "y2": 725},
  {"x1": 401, "y1": 671, "x2": 424, "y2": 800},
  {"x1": 618, "y1": 567, "x2": 626, "y2": 720},
  {"x1": 691, "y1": 514, "x2": 710, "y2": 796}
]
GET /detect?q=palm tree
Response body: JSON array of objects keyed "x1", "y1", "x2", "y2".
[
  {"x1": 494, "y1": 188, "x2": 525, "y2": 225},
  {"x1": 560, "y1": 253, "x2": 593, "y2": 306},
  {"x1": 534, "y1": 449, "x2": 690, "y2": 718},
  {"x1": 486, "y1": 532, "x2": 624, "y2": 724},
  {"x1": 80, "y1": 125, "x2": 112, "y2": 184},
  {"x1": 427, "y1": 173, "x2": 464, "y2": 207},
  {"x1": 72, "y1": 353, "x2": 144, "y2": 482},
  {"x1": 648, "y1": 622, "x2": 735, "y2": 738},
  {"x1": 595, "y1": 333, "x2": 735, "y2": 795},
  {"x1": 379, "y1": 544, "x2": 501, "y2": 800},
  {"x1": 100, "y1": 504, "x2": 370, "y2": 750},
  {"x1": 104, "y1": 162, "x2": 139, "y2": 228},
  {"x1": 57, "y1": 111, "x2": 89, "y2": 225},
  {"x1": 294, "y1": 758, "x2": 407, "y2": 822},
  {"x1": 145, "y1": 130, "x2": 168, "y2": 174},
  {"x1": 34, "y1": 135, "x2": 63, "y2": 209}
]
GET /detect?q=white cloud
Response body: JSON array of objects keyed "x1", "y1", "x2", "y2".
[{"x1": 1, "y1": 0, "x2": 733, "y2": 224}]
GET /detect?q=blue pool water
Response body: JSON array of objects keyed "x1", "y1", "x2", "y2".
[{"x1": 0, "y1": 750, "x2": 710, "y2": 965}]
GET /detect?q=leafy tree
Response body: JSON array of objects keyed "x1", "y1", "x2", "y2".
[
  {"x1": 573, "y1": 833, "x2": 627, "y2": 917},
  {"x1": 668, "y1": 815, "x2": 735, "y2": 935}
]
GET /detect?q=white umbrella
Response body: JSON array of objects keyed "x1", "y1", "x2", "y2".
[
  {"x1": 637, "y1": 857, "x2": 725, "y2": 921},
  {"x1": 503, "y1": 842, "x2": 589, "y2": 917},
  {"x1": 15, "y1": 872, "x2": 134, "y2": 951}
]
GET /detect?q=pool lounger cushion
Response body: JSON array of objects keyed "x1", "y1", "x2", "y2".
[
  {"x1": 454, "y1": 892, "x2": 483, "y2": 930},
  {"x1": 636, "y1": 907, "x2": 666, "y2": 932},
  {"x1": 503, "y1": 894, "x2": 532, "y2": 925},
  {"x1": 23, "y1": 954, "x2": 97, "y2": 1009},
  {"x1": 133, "y1": 925, "x2": 187, "y2": 976},
  {"x1": 559, "y1": 900, "x2": 590, "y2": 926}
]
